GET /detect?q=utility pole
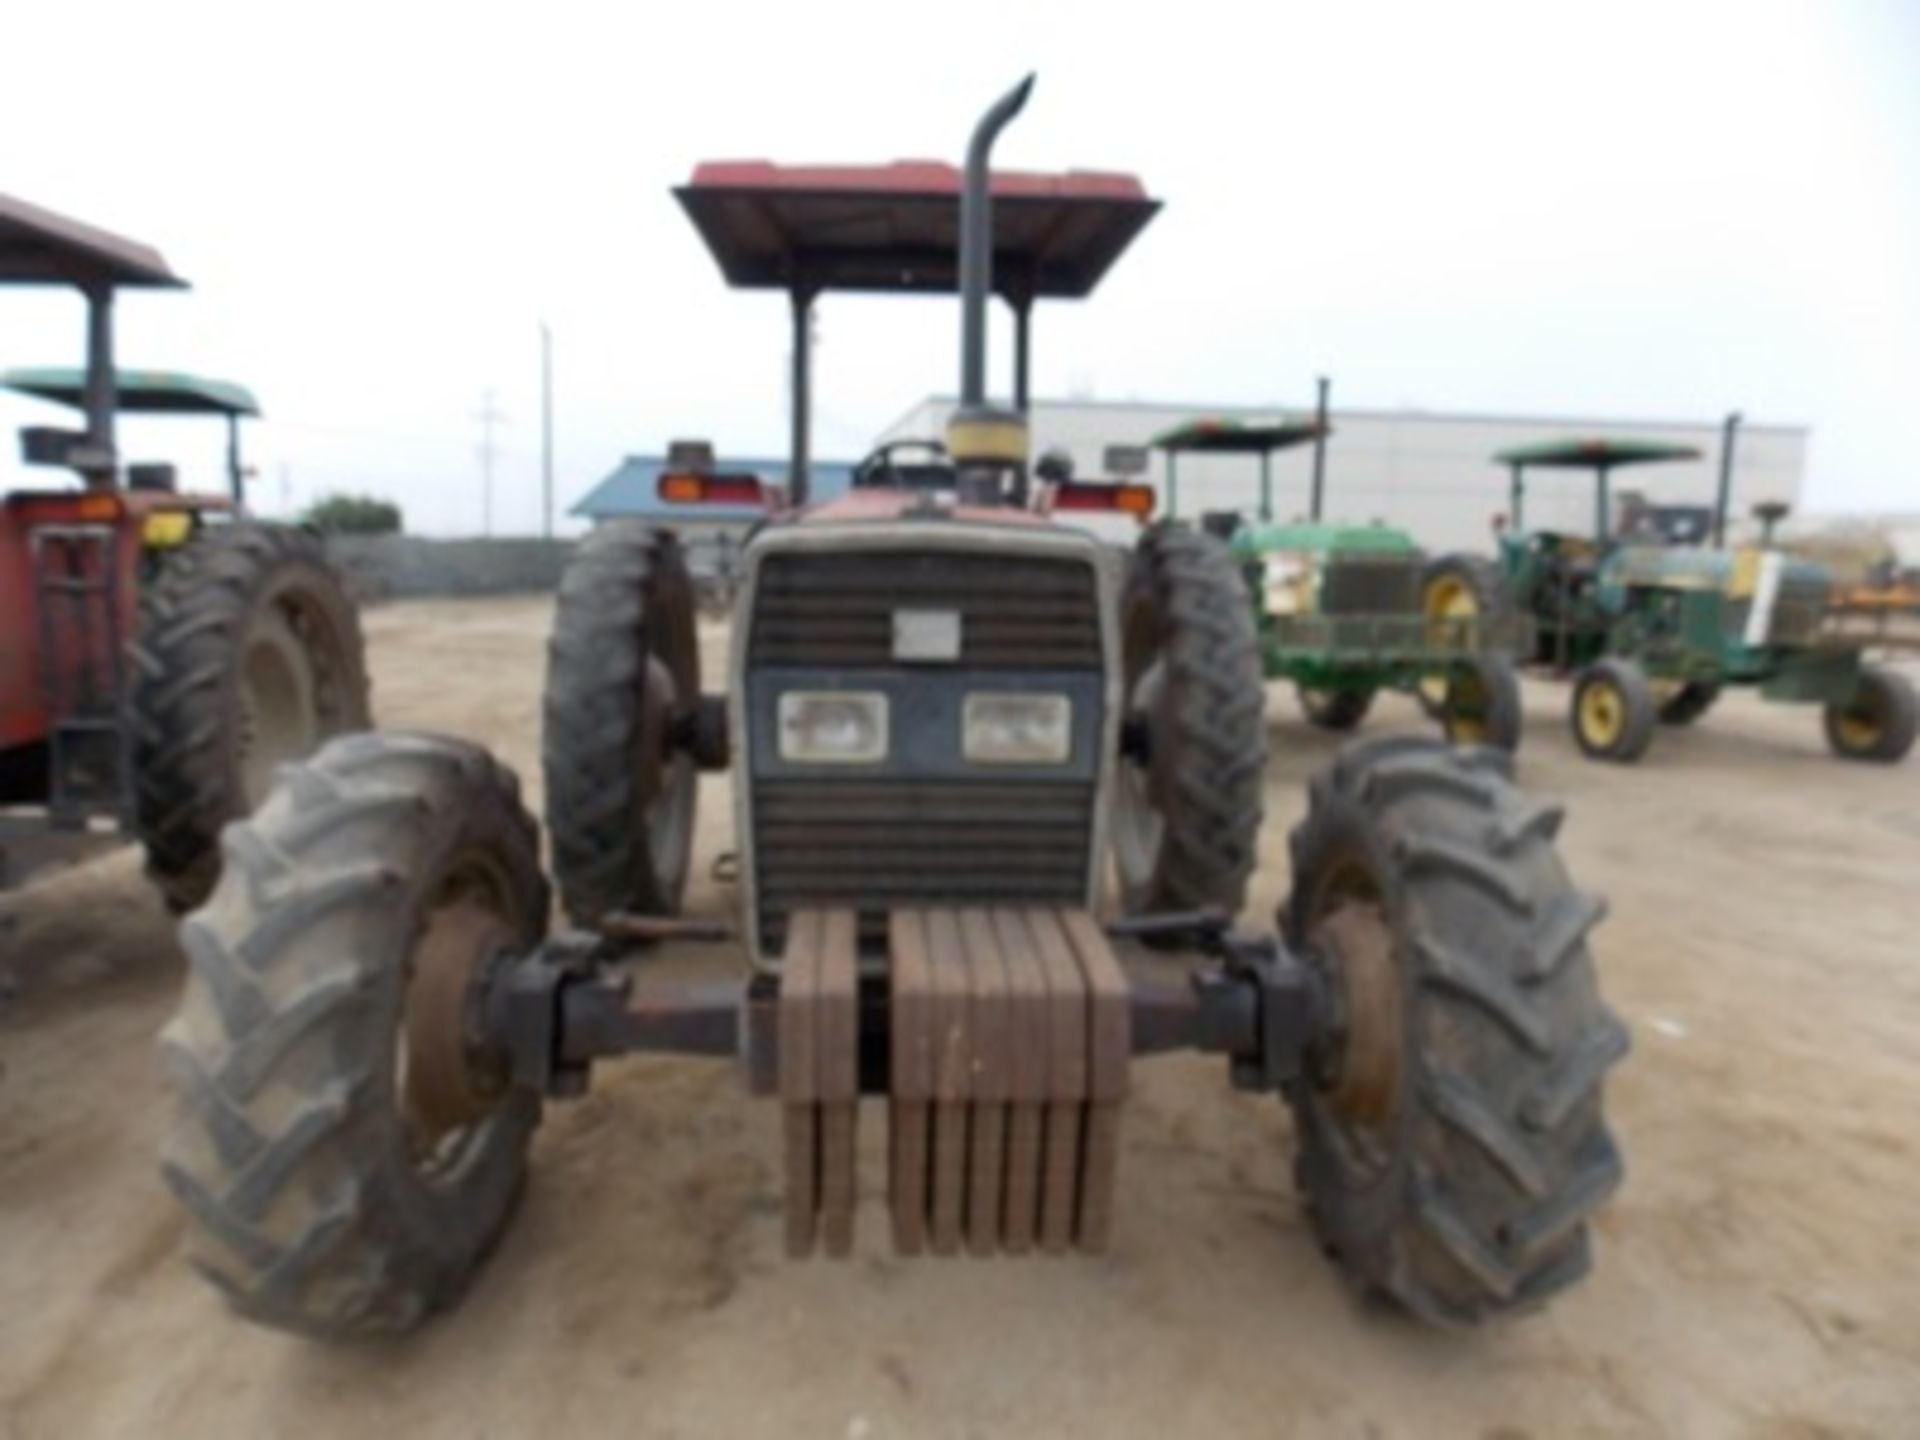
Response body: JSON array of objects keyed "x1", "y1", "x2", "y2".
[
  {"x1": 475, "y1": 390, "x2": 505, "y2": 536},
  {"x1": 540, "y1": 323, "x2": 554, "y2": 541}
]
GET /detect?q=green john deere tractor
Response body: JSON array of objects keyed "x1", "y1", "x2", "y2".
[
  {"x1": 1155, "y1": 414, "x2": 1524, "y2": 749},
  {"x1": 1420, "y1": 424, "x2": 1916, "y2": 764}
]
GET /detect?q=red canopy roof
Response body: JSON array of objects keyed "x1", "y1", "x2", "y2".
[{"x1": 675, "y1": 160, "x2": 1159, "y2": 298}]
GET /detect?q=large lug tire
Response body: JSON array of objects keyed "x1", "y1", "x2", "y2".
[
  {"x1": 131, "y1": 523, "x2": 371, "y2": 912},
  {"x1": 1570, "y1": 657, "x2": 1656, "y2": 763},
  {"x1": 543, "y1": 522, "x2": 700, "y2": 925},
  {"x1": 1297, "y1": 685, "x2": 1375, "y2": 732},
  {"x1": 1823, "y1": 665, "x2": 1917, "y2": 763},
  {"x1": 1283, "y1": 735, "x2": 1627, "y2": 1326},
  {"x1": 1112, "y1": 523, "x2": 1266, "y2": 917},
  {"x1": 158, "y1": 732, "x2": 549, "y2": 1339},
  {"x1": 1418, "y1": 554, "x2": 1508, "y2": 716},
  {"x1": 1658, "y1": 680, "x2": 1721, "y2": 727},
  {"x1": 1441, "y1": 653, "x2": 1523, "y2": 752}
]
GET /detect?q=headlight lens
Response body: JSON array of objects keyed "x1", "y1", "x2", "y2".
[
  {"x1": 1261, "y1": 553, "x2": 1312, "y2": 616},
  {"x1": 778, "y1": 691, "x2": 888, "y2": 763},
  {"x1": 963, "y1": 692, "x2": 1072, "y2": 764}
]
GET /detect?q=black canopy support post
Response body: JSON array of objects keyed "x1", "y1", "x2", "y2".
[
  {"x1": 1011, "y1": 292, "x2": 1033, "y2": 413},
  {"x1": 1509, "y1": 462, "x2": 1526, "y2": 531},
  {"x1": 80, "y1": 280, "x2": 117, "y2": 490},
  {"x1": 788, "y1": 285, "x2": 816, "y2": 505},
  {"x1": 1712, "y1": 409, "x2": 1743, "y2": 548},
  {"x1": 1308, "y1": 374, "x2": 1330, "y2": 521},
  {"x1": 1595, "y1": 464, "x2": 1612, "y2": 546},
  {"x1": 226, "y1": 412, "x2": 244, "y2": 506}
]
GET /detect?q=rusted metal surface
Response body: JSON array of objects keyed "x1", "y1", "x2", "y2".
[
  {"x1": 771, "y1": 904, "x2": 1136, "y2": 1261},
  {"x1": 887, "y1": 910, "x2": 934, "y2": 1255},
  {"x1": 994, "y1": 909, "x2": 1048, "y2": 1254},
  {"x1": 596, "y1": 911, "x2": 735, "y2": 944},
  {"x1": 1318, "y1": 903, "x2": 1401, "y2": 1129},
  {"x1": 1062, "y1": 909, "x2": 1130, "y2": 1252},
  {"x1": 673, "y1": 162, "x2": 1158, "y2": 300},
  {"x1": 817, "y1": 909, "x2": 859, "y2": 1258},
  {"x1": 0, "y1": 192, "x2": 184, "y2": 288},
  {"x1": 778, "y1": 907, "x2": 858, "y2": 1259},
  {"x1": 779, "y1": 909, "x2": 822, "y2": 1258},
  {"x1": 959, "y1": 909, "x2": 1011, "y2": 1255},
  {"x1": 405, "y1": 898, "x2": 512, "y2": 1139}
]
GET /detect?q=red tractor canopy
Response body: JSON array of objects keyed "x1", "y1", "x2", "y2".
[{"x1": 674, "y1": 159, "x2": 1160, "y2": 501}]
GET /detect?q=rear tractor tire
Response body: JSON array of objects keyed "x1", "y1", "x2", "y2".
[
  {"x1": 131, "y1": 523, "x2": 371, "y2": 912},
  {"x1": 1113, "y1": 523, "x2": 1266, "y2": 918},
  {"x1": 1283, "y1": 735, "x2": 1627, "y2": 1325},
  {"x1": 1570, "y1": 658, "x2": 1656, "y2": 763},
  {"x1": 159, "y1": 732, "x2": 549, "y2": 1339},
  {"x1": 1297, "y1": 685, "x2": 1375, "y2": 733},
  {"x1": 1823, "y1": 665, "x2": 1917, "y2": 763},
  {"x1": 1439, "y1": 653, "x2": 1523, "y2": 752},
  {"x1": 543, "y1": 522, "x2": 702, "y2": 925}
]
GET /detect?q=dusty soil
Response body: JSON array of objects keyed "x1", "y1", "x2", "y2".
[{"x1": 3, "y1": 595, "x2": 1917, "y2": 1439}]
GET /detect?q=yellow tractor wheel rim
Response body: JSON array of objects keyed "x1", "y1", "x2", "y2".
[
  {"x1": 1421, "y1": 576, "x2": 1479, "y2": 707},
  {"x1": 1579, "y1": 681, "x2": 1625, "y2": 748},
  {"x1": 1424, "y1": 575, "x2": 1477, "y2": 620},
  {"x1": 1835, "y1": 708, "x2": 1883, "y2": 750}
]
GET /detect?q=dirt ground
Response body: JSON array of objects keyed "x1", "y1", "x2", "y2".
[{"x1": 3, "y1": 594, "x2": 1917, "y2": 1440}]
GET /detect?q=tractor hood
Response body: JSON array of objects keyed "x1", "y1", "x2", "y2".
[
  {"x1": 1230, "y1": 519, "x2": 1418, "y2": 559},
  {"x1": 1606, "y1": 544, "x2": 1829, "y2": 594}
]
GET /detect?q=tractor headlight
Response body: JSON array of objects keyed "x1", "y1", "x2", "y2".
[
  {"x1": 778, "y1": 691, "x2": 889, "y2": 764},
  {"x1": 962, "y1": 692, "x2": 1072, "y2": 764},
  {"x1": 1262, "y1": 554, "x2": 1310, "y2": 616}
]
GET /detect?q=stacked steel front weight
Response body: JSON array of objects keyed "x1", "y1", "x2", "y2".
[{"x1": 778, "y1": 905, "x2": 1129, "y2": 1259}]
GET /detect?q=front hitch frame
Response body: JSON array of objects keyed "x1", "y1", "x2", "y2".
[{"x1": 481, "y1": 910, "x2": 1333, "y2": 1105}]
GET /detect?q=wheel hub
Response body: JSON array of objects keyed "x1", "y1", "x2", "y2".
[
  {"x1": 1112, "y1": 659, "x2": 1168, "y2": 887},
  {"x1": 1315, "y1": 902, "x2": 1401, "y2": 1128},
  {"x1": 1579, "y1": 681, "x2": 1624, "y2": 747},
  {"x1": 405, "y1": 898, "x2": 513, "y2": 1140}
]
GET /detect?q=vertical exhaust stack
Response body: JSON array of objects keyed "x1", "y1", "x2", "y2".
[
  {"x1": 1712, "y1": 409, "x2": 1743, "y2": 549},
  {"x1": 947, "y1": 75, "x2": 1036, "y2": 500}
]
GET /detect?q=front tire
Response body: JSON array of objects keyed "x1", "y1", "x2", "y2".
[
  {"x1": 543, "y1": 523, "x2": 701, "y2": 925},
  {"x1": 159, "y1": 733, "x2": 548, "y2": 1339},
  {"x1": 131, "y1": 523, "x2": 371, "y2": 911},
  {"x1": 1112, "y1": 524, "x2": 1265, "y2": 916},
  {"x1": 1571, "y1": 658, "x2": 1656, "y2": 763},
  {"x1": 1283, "y1": 736, "x2": 1627, "y2": 1325},
  {"x1": 1824, "y1": 665, "x2": 1917, "y2": 763},
  {"x1": 1441, "y1": 654, "x2": 1523, "y2": 752}
]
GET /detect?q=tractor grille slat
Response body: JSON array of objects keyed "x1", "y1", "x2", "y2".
[
  {"x1": 1320, "y1": 553, "x2": 1422, "y2": 616},
  {"x1": 751, "y1": 780, "x2": 1093, "y2": 952},
  {"x1": 750, "y1": 551, "x2": 1101, "y2": 670}
]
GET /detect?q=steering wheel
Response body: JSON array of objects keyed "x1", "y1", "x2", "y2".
[{"x1": 853, "y1": 438, "x2": 951, "y2": 490}]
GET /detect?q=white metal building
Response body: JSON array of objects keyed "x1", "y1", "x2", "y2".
[{"x1": 880, "y1": 396, "x2": 1808, "y2": 554}]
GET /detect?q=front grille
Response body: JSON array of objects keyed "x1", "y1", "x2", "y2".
[
  {"x1": 751, "y1": 779, "x2": 1094, "y2": 952},
  {"x1": 1321, "y1": 553, "x2": 1421, "y2": 615},
  {"x1": 749, "y1": 550, "x2": 1101, "y2": 670},
  {"x1": 1769, "y1": 580, "x2": 1827, "y2": 645}
]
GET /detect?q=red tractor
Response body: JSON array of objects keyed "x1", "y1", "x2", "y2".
[
  {"x1": 0, "y1": 193, "x2": 369, "y2": 902},
  {"x1": 159, "y1": 79, "x2": 1625, "y2": 1339}
]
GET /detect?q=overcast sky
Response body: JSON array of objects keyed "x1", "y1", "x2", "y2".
[{"x1": 4, "y1": 0, "x2": 1917, "y2": 535}]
